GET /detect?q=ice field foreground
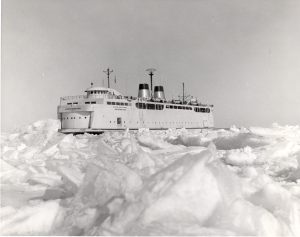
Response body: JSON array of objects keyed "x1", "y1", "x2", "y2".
[{"x1": 1, "y1": 120, "x2": 300, "y2": 236}]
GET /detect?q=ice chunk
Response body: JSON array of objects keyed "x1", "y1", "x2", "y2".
[
  {"x1": 102, "y1": 148, "x2": 222, "y2": 234},
  {"x1": 45, "y1": 161, "x2": 84, "y2": 193},
  {"x1": 28, "y1": 173, "x2": 63, "y2": 187},
  {"x1": 0, "y1": 200, "x2": 65, "y2": 235},
  {"x1": 224, "y1": 146, "x2": 257, "y2": 166},
  {"x1": 248, "y1": 183, "x2": 291, "y2": 212},
  {"x1": 243, "y1": 167, "x2": 258, "y2": 178},
  {"x1": 2, "y1": 149, "x2": 19, "y2": 160},
  {"x1": 98, "y1": 140, "x2": 118, "y2": 155},
  {"x1": 1, "y1": 184, "x2": 47, "y2": 208},
  {"x1": 138, "y1": 133, "x2": 172, "y2": 150},
  {"x1": 0, "y1": 159, "x2": 28, "y2": 184},
  {"x1": 57, "y1": 134, "x2": 76, "y2": 149},
  {"x1": 0, "y1": 206, "x2": 16, "y2": 219},
  {"x1": 221, "y1": 199, "x2": 285, "y2": 235}
]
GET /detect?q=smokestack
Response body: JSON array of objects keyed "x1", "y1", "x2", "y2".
[
  {"x1": 153, "y1": 86, "x2": 166, "y2": 100},
  {"x1": 138, "y1": 83, "x2": 150, "y2": 98}
]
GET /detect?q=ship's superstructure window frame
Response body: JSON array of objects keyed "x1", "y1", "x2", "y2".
[{"x1": 147, "y1": 103, "x2": 155, "y2": 110}]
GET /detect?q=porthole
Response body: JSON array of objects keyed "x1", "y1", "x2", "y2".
[{"x1": 85, "y1": 117, "x2": 87, "y2": 119}]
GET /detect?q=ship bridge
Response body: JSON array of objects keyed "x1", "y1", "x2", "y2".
[
  {"x1": 60, "y1": 87, "x2": 122, "y2": 101},
  {"x1": 85, "y1": 86, "x2": 122, "y2": 99}
]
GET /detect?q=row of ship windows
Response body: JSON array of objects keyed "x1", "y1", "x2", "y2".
[
  {"x1": 67, "y1": 102, "x2": 96, "y2": 105},
  {"x1": 135, "y1": 103, "x2": 211, "y2": 113},
  {"x1": 107, "y1": 102, "x2": 132, "y2": 106},
  {"x1": 66, "y1": 101, "x2": 210, "y2": 113},
  {"x1": 63, "y1": 117, "x2": 88, "y2": 119}
]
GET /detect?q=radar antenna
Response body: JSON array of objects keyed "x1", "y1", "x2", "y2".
[
  {"x1": 103, "y1": 68, "x2": 113, "y2": 88},
  {"x1": 146, "y1": 68, "x2": 156, "y2": 97}
]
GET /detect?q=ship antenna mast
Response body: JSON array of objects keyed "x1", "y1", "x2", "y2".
[
  {"x1": 103, "y1": 68, "x2": 113, "y2": 88},
  {"x1": 179, "y1": 82, "x2": 190, "y2": 104},
  {"x1": 146, "y1": 68, "x2": 156, "y2": 97}
]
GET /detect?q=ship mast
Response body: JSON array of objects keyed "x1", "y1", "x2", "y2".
[
  {"x1": 179, "y1": 82, "x2": 190, "y2": 104},
  {"x1": 146, "y1": 68, "x2": 156, "y2": 97},
  {"x1": 103, "y1": 68, "x2": 113, "y2": 88}
]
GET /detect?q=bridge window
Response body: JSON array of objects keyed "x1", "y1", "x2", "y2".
[
  {"x1": 147, "y1": 103, "x2": 155, "y2": 110},
  {"x1": 112, "y1": 102, "x2": 115, "y2": 105},
  {"x1": 178, "y1": 106, "x2": 182, "y2": 109},
  {"x1": 174, "y1": 105, "x2": 177, "y2": 109},
  {"x1": 91, "y1": 101, "x2": 96, "y2": 104},
  {"x1": 107, "y1": 101, "x2": 111, "y2": 105},
  {"x1": 67, "y1": 103, "x2": 72, "y2": 105},
  {"x1": 170, "y1": 105, "x2": 173, "y2": 109},
  {"x1": 166, "y1": 105, "x2": 170, "y2": 109},
  {"x1": 73, "y1": 102, "x2": 78, "y2": 105},
  {"x1": 120, "y1": 103, "x2": 124, "y2": 106},
  {"x1": 85, "y1": 102, "x2": 90, "y2": 104},
  {"x1": 206, "y1": 108, "x2": 210, "y2": 113},
  {"x1": 135, "y1": 103, "x2": 146, "y2": 109},
  {"x1": 116, "y1": 102, "x2": 120, "y2": 105},
  {"x1": 156, "y1": 104, "x2": 164, "y2": 110},
  {"x1": 200, "y1": 108, "x2": 206, "y2": 113},
  {"x1": 125, "y1": 103, "x2": 128, "y2": 106}
]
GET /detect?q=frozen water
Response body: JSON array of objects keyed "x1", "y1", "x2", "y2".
[{"x1": 1, "y1": 119, "x2": 300, "y2": 235}]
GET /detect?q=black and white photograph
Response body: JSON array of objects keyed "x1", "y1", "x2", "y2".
[{"x1": 1, "y1": 0, "x2": 300, "y2": 235}]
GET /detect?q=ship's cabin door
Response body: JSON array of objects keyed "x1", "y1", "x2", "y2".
[{"x1": 117, "y1": 117, "x2": 122, "y2": 128}]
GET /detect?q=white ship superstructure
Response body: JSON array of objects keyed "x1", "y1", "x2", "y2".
[{"x1": 57, "y1": 70, "x2": 214, "y2": 133}]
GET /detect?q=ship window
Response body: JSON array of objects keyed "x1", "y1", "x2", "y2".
[
  {"x1": 178, "y1": 106, "x2": 182, "y2": 109},
  {"x1": 136, "y1": 103, "x2": 146, "y2": 109},
  {"x1": 67, "y1": 103, "x2": 72, "y2": 105},
  {"x1": 206, "y1": 108, "x2": 210, "y2": 113},
  {"x1": 85, "y1": 117, "x2": 87, "y2": 119},
  {"x1": 85, "y1": 102, "x2": 90, "y2": 104},
  {"x1": 200, "y1": 108, "x2": 206, "y2": 113},
  {"x1": 120, "y1": 103, "x2": 124, "y2": 106},
  {"x1": 166, "y1": 105, "x2": 170, "y2": 109},
  {"x1": 91, "y1": 91, "x2": 94, "y2": 94},
  {"x1": 156, "y1": 104, "x2": 164, "y2": 110},
  {"x1": 147, "y1": 103, "x2": 155, "y2": 110},
  {"x1": 73, "y1": 102, "x2": 78, "y2": 104},
  {"x1": 125, "y1": 103, "x2": 128, "y2": 106},
  {"x1": 170, "y1": 105, "x2": 173, "y2": 109},
  {"x1": 91, "y1": 101, "x2": 96, "y2": 104},
  {"x1": 116, "y1": 102, "x2": 120, "y2": 105},
  {"x1": 174, "y1": 106, "x2": 177, "y2": 109},
  {"x1": 129, "y1": 103, "x2": 132, "y2": 106},
  {"x1": 107, "y1": 101, "x2": 111, "y2": 105},
  {"x1": 112, "y1": 102, "x2": 115, "y2": 105}
]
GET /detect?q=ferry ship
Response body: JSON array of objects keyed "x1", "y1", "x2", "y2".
[{"x1": 57, "y1": 69, "x2": 214, "y2": 133}]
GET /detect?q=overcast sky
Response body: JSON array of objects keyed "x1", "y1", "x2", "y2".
[{"x1": 2, "y1": 0, "x2": 300, "y2": 132}]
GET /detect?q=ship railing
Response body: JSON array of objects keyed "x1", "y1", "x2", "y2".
[
  {"x1": 60, "y1": 95, "x2": 87, "y2": 101},
  {"x1": 60, "y1": 94, "x2": 121, "y2": 101}
]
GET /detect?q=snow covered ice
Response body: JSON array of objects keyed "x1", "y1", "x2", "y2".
[{"x1": 1, "y1": 120, "x2": 300, "y2": 235}]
